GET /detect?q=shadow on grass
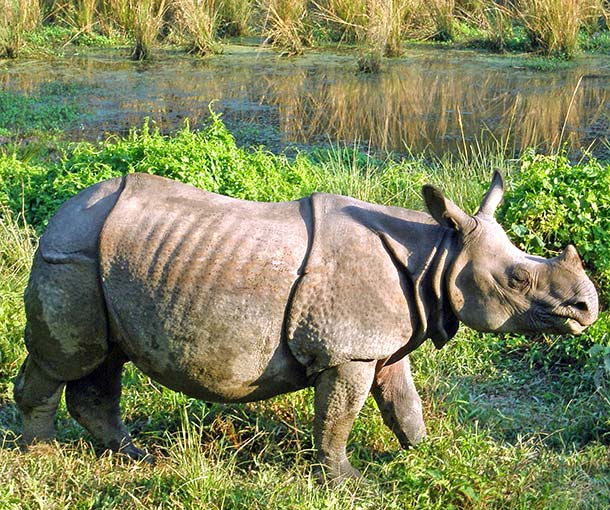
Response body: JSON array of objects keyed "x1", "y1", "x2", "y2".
[
  {"x1": 438, "y1": 356, "x2": 610, "y2": 450},
  {"x1": 0, "y1": 387, "x2": 316, "y2": 473}
]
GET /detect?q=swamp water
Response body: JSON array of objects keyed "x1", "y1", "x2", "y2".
[{"x1": 1, "y1": 45, "x2": 609, "y2": 158}]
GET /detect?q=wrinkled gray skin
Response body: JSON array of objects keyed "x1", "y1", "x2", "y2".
[{"x1": 14, "y1": 171, "x2": 598, "y2": 483}]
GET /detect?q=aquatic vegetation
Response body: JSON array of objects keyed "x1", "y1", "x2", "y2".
[
  {"x1": 259, "y1": 0, "x2": 311, "y2": 55},
  {"x1": 429, "y1": 0, "x2": 455, "y2": 41},
  {"x1": 1, "y1": 0, "x2": 608, "y2": 60},
  {"x1": 130, "y1": 0, "x2": 167, "y2": 60},
  {"x1": 63, "y1": 0, "x2": 100, "y2": 34},
  {"x1": 0, "y1": 84, "x2": 82, "y2": 135},
  {"x1": 516, "y1": 0, "x2": 606, "y2": 58},
  {"x1": 218, "y1": 0, "x2": 254, "y2": 37},
  {"x1": 317, "y1": 0, "x2": 368, "y2": 43}
]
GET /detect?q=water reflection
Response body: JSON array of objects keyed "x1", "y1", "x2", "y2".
[{"x1": 1, "y1": 47, "x2": 608, "y2": 158}]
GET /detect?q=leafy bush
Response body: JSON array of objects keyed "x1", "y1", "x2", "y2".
[{"x1": 1, "y1": 113, "x2": 446, "y2": 233}]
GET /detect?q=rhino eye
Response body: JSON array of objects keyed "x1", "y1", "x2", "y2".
[{"x1": 509, "y1": 267, "x2": 531, "y2": 291}]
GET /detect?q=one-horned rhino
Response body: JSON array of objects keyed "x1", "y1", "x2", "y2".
[{"x1": 14, "y1": 171, "x2": 598, "y2": 482}]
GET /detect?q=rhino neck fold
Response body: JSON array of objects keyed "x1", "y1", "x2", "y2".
[{"x1": 382, "y1": 227, "x2": 459, "y2": 359}]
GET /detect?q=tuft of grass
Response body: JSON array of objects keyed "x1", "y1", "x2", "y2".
[
  {"x1": 62, "y1": 0, "x2": 99, "y2": 34},
  {"x1": 176, "y1": 0, "x2": 222, "y2": 56},
  {"x1": 130, "y1": 0, "x2": 167, "y2": 60},
  {"x1": 259, "y1": 0, "x2": 312, "y2": 56},
  {"x1": 515, "y1": 0, "x2": 604, "y2": 58},
  {"x1": 317, "y1": 0, "x2": 368, "y2": 44},
  {"x1": 0, "y1": 0, "x2": 42, "y2": 58},
  {"x1": 429, "y1": 0, "x2": 456, "y2": 42},
  {"x1": 218, "y1": 0, "x2": 254, "y2": 37}
]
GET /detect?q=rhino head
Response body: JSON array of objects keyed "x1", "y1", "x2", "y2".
[{"x1": 423, "y1": 171, "x2": 598, "y2": 335}]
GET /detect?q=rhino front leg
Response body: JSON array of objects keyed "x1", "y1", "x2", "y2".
[
  {"x1": 371, "y1": 356, "x2": 426, "y2": 448},
  {"x1": 313, "y1": 360, "x2": 376, "y2": 483}
]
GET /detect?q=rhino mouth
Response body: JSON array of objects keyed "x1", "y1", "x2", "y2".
[
  {"x1": 536, "y1": 306, "x2": 590, "y2": 335},
  {"x1": 562, "y1": 317, "x2": 587, "y2": 335}
]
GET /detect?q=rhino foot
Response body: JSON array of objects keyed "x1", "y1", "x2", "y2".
[
  {"x1": 314, "y1": 458, "x2": 361, "y2": 486},
  {"x1": 64, "y1": 347, "x2": 149, "y2": 463},
  {"x1": 111, "y1": 441, "x2": 155, "y2": 464}
]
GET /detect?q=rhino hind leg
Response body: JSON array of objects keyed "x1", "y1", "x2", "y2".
[
  {"x1": 371, "y1": 356, "x2": 426, "y2": 448},
  {"x1": 65, "y1": 346, "x2": 150, "y2": 462},
  {"x1": 14, "y1": 355, "x2": 65, "y2": 444},
  {"x1": 313, "y1": 360, "x2": 377, "y2": 484}
]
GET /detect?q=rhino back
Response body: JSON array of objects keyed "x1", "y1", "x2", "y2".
[{"x1": 99, "y1": 174, "x2": 310, "y2": 401}]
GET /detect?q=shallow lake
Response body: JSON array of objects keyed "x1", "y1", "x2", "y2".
[{"x1": 2, "y1": 45, "x2": 609, "y2": 158}]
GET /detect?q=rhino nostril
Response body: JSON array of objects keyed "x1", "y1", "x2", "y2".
[{"x1": 572, "y1": 301, "x2": 589, "y2": 313}]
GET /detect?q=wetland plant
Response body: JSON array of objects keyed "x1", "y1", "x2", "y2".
[
  {"x1": 65, "y1": 0, "x2": 99, "y2": 34},
  {"x1": 0, "y1": 0, "x2": 42, "y2": 58},
  {"x1": 516, "y1": 0, "x2": 605, "y2": 58},
  {"x1": 130, "y1": 0, "x2": 166, "y2": 59},
  {"x1": 259, "y1": 0, "x2": 311, "y2": 56},
  {"x1": 176, "y1": 0, "x2": 221, "y2": 55},
  {"x1": 218, "y1": 0, "x2": 254, "y2": 37},
  {"x1": 315, "y1": 0, "x2": 367, "y2": 44},
  {"x1": 429, "y1": 0, "x2": 456, "y2": 41},
  {"x1": 367, "y1": 0, "x2": 410, "y2": 57}
]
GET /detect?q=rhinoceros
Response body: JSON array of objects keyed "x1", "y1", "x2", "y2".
[{"x1": 14, "y1": 170, "x2": 598, "y2": 481}]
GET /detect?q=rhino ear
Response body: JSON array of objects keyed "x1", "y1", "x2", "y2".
[
  {"x1": 477, "y1": 170, "x2": 504, "y2": 217},
  {"x1": 422, "y1": 184, "x2": 473, "y2": 232}
]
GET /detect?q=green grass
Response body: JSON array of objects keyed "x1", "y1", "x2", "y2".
[{"x1": 0, "y1": 116, "x2": 609, "y2": 508}]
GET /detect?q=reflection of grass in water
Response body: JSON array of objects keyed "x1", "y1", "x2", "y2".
[
  {"x1": 0, "y1": 82, "x2": 85, "y2": 135},
  {"x1": 261, "y1": 63, "x2": 609, "y2": 157}
]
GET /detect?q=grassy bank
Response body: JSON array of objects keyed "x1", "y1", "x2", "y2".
[
  {"x1": 1, "y1": 1, "x2": 609, "y2": 61},
  {"x1": 0, "y1": 116, "x2": 609, "y2": 508}
]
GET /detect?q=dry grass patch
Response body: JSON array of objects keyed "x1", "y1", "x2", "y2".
[
  {"x1": 176, "y1": 0, "x2": 221, "y2": 55},
  {"x1": 0, "y1": 0, "x2": 42, "y2": 58},
  {"x1": 259, "y1": 0, "x2": 311, "y2": 55},
  {"x1": 516, "y1": 0, "x2": 607, "y2": 57}
]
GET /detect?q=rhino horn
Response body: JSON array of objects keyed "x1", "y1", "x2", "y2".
[
  {"x1": 557, "y1": 244, "x2": 583, "y2": 267},
  {"x1": 477, "y1": 169, "x2": 504, "y2": 217},
  {"x1": 422, "y1": 184, "x2": 475, "y2": 232}
]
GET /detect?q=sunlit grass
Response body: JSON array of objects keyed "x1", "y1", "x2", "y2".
[
  {"x1": 516, "y1": 0, "x2": 606, "y2": 58},
  {"x1": 130, "y1": 0, "x2": 166, "y2": 60},
  {"x1": 259, "y1": 0, "x2": 311, "y2": 56},
  {"x1": 175, "y1": 0, "x2": 221, "y2": 55},
  {"x1": 0, "y1": 0, "x2": 41, "y2": 58},
  {"x1": 1, "y1": 0, "x2": 609, "y2": 60}
]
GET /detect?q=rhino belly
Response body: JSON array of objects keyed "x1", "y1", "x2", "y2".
[{"x1": 99, "y1": 174, "x2": 310, "y2": 402}]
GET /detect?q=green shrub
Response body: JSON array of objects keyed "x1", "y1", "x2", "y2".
[{"x1": 1, "y1": 113, "x2": 448, "y2": 233}]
